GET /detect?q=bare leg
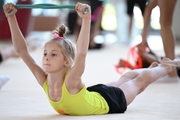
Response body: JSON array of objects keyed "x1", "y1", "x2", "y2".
[
  {"x1": 108, "y1": 58, "x2": 179, "y2": 105},
  {"x1": 142, "y1": 52, "x2": 160, "y2": 63},
  {"x1": 107, "y1": 62, "x2": 159, "y2": 86},
  {"x1": 158, "y1": 0, "x2": 177, "y2": 77},
  {"x1": 141, "y1": 0, "x2": 158, "y2": 42},
  {"x1": 119, "y1": 58, "x2": 178, "y2": 105}
]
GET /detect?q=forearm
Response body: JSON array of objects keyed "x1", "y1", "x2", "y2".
[
  {"x1": 76, "y1": 19, "x2": 91, "y2": 55},
  {"x1": 7, "y1": 15, "x2": 28, "y2": 54}
]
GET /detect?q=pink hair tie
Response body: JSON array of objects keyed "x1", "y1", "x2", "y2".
[{"x1": 53, "y1": 33, "x2": 63, "y2": 39}]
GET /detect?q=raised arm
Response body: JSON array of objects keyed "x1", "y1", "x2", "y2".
[
  {"x1": 3, "y1": 3, "x2": 46, "y2": 86},
  {"x1": 66, "y1": 3, "x2": 91, "y2": 87},
  {"x1": 75, "y1": 3, "x2": 91, "y2": 54}
]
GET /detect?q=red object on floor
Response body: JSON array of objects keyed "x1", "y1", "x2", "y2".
[
  {"x1": 0, "y1": 0, "x2": 33, "y2": 40},
  {"x1": 115, "y1": 45, "x2": 143, "y2": 75}
]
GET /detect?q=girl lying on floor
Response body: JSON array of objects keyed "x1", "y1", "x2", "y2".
[{"x1": 3, "y1": 2, "x2": 180, "y2": 115}]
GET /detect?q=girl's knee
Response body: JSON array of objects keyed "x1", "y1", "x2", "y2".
[{"x1": 159, "y1": 14, "x2": 172, "y2": 26}]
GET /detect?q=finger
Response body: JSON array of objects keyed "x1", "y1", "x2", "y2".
[
  {"x1": 75, "y1": 2, "x2": 80, "y2": 11},
  {"x1": 3, "y1": 3, "x2": 9, "y2": 11},
  {"x1": 76, "y1": 2, "x2": 86, "y2": 13},
  {"x1": 9, "y1": 3, "x2": 14, "y2": 10},
  {"x1": 4, "y1": 3, "x2": 10, "y2": 13},
  {"x1": 7, "y1": 3, "x2": 14, "y2": 14}
]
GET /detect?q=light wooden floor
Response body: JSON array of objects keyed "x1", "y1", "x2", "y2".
[{"x1": 0, "y1": 33, "x2": 180, "y2": 120}]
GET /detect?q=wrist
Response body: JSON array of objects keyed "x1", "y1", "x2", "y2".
[
  {"x1": 6, "y1": 15, "x2": 16, "y2": 19},
  {"x1": 82, "y1": 19, "x2": 91, "y2": 23}
]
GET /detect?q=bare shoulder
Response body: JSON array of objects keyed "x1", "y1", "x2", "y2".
[{"x1": 64, "y1": 68, "x2": 85, "y2": 94}]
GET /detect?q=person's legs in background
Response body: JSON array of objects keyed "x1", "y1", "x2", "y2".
[
  {"x1": 141, "y1": 0, "x2": 158, "y2": 43},
  {"x1": 126, "y1": 0, "x2": 149, "y2": 43},
  {"x1": 67, "y1": 0, "x2": 104, "y2": 49},
  {"x1": 126, "y1": 0, "x2": 135, "y2": 42},
  {"x1": 158, "y1": 0, "x2": 178, "y2": 78},
  {"x1": 88, "y1": 0, "x2": 104, "y2": 49}
]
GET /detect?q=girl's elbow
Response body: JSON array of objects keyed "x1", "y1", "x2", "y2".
[{"x1": 16, "y1": 47, "x2": 28, "y2": 55}]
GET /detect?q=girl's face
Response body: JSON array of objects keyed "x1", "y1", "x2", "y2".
[{"x1": 42, "y1": 42, "x2": 67, "y2": 73}]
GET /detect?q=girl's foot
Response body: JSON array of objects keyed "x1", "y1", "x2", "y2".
[
  {"x1": 156, "y1": 58, "x2": 180, "y2": 83},
  {"x1": 149, "y1": 62, "x2": 159, "y2": 68},
  {"x1": 161, "y1": 58, "x2": 180, "y2": 69}
]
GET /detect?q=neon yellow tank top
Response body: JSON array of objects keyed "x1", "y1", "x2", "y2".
[{"x1": 43, "y1": 80, "x2": 109, "y2": 115}]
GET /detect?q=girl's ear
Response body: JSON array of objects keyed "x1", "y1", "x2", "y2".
[{"x1": 64, "y1": 60, "x2": 69, "y2": 67}]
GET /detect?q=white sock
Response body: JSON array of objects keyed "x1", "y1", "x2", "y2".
[
  {"x1": 155, "y1": 75, "x2": 180, "y2": 83},
  {"x1": 0, "y1": 75, "x2": 10, "y2": 90}
]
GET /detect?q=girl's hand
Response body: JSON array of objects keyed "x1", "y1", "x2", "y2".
[
  {"x1": 75, "y1": 2, "x2": 91, "y2": 20},
  {"x1": 3, "y1": 3, "x2": 17, "y2": 17}
]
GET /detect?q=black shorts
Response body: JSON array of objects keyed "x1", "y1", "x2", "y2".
[
  {"x1": 126, "y1": 0, "x2": 149, "y2": 15},
  {"x1": 87, "y1": 84, "x2": 127, "y2": 113}
]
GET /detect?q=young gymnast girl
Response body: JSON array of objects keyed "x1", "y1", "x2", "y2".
[{"x1": 3, "y1": 2, "x2": 180, "y2": 116}]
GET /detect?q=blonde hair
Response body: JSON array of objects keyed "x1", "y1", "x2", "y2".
[{"x1": 45, "y1": 24, "x2": 75, "y2": 67}]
